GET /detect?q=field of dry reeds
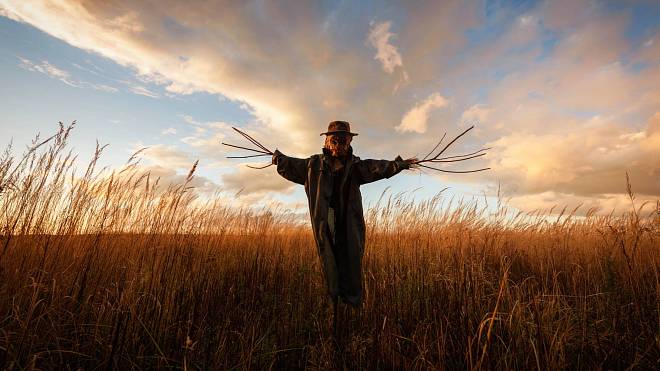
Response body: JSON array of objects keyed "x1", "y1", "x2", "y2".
[{"x1": 0, "y1": 123, "x2": 658, "y2": 370}]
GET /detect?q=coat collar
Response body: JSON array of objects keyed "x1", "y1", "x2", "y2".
[{"x1": 321, "y1": 145, "x2": 354, "y2": 165}]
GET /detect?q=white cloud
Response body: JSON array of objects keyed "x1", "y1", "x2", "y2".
[
  {"x1": 367, "y1": 20, "x2": 409, "y2": 89},
  {"x1": 518, "y1": 15, "x2": 535, "y2": 27},
  {"x1": 18, "y1": 56, "x2": 119, "y2": 92},
  {"x1": 90, "y1": 84, "x2": 119, "y2": 92},
  {"x1": 101, "y1": 162, "x2": 298, "y2": 212},
  {"x1": 179, "y1": 114, "x2": 205, "y2": 126},
  {"x1": 396, "y1": 93, "x2": 448, "y2": 133},
  {"x1": 221, "y1": 166, "x2": 294, "y2": 195},
  {"x1": 38, "y1": 61, "x2": 68, "y2": 79},
  {"x1": 461, "y1": 104, "x2": 491, "y2": 124},
  {"x1": 178, "y1": 114, "x2": 233, "y2": 129},
  {"x1": 135, "y1": 143, "x2": 195, "y2": 169},
  {"x1": 19, "y1": 57, "x2": 77, "y2": 86},
  {"x1": 483, "y1": 114, "x2": 660, "y2": 198},
  {"x1": 368, "y1": 21, "x2": 404, "y2": 74},
  {"x1": 130, "y1": 85, "x2": 159, "y2": 98},
  {"x1": 176, "y1": 115, "x2": 287, "y2": 168},
  {"x1": 166, "y1": 81, "x2": 198, "y2": 95},
  {"x1": 130, "y1": 164, "x2": 219, "y2": 195},
  {"x1": 161, "y1": 127, "x2": 177, "y2": 135},
  {"x1": 0, "y1": 5, "x2": 11, "y2": 18}
]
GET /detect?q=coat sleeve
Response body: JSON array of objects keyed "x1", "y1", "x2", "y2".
[
  {"x1": 354, "y1": 155, "x2": 410, "y2": 185},
  {"x1": 272, "y1": 149, "x2": 308, "y2": 185}
]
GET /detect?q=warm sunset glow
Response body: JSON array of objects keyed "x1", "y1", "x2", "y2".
[
  {"x1": 1, "y1": 0, "x2": 658, "y2": 215},
  {"x1": 0, "y1": 2, "x2": 658, "y2": 369}
]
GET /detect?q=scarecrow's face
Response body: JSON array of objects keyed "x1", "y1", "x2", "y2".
[{"x1": 324, "y1": 133, "x2": 352, "y2": 157}]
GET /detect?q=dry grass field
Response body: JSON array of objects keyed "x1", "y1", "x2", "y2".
[{"x1": 0, "y1": 124, "x2": 658, "y2": 369}]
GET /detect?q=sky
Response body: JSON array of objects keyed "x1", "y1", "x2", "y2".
[{"x1": 0, "y1": 0, "x2": 659, "y2": 216}]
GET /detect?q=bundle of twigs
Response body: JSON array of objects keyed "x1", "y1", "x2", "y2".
[
  {"x1": 221, "y1": 127, "x2": 274, "y2": 169},
  {"x1": 411, "y1": 125, "x2": 490, "y2": 174}
]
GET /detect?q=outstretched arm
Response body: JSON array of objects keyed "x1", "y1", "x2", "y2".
[
  {"x1": 355, "y1": 155, "x2": 416, "y2": 185},
  {"x1": 272, "y1": 149, "x2": 308, "y2": 185}
]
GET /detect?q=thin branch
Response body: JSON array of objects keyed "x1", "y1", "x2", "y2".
[
  {"x1": 226, "y1": 153, "x2": 272, "y2": 159},
  {"x1": 233, "y1": 127, "x2": 269, "y2": 153},
  {"x1": 417, "y1": 163, "x2": 490, "y2": 174},
  {"x1": 432, "y1": 125, "x2": 475, "y2": 160},
  {"x1": 236, "y1": 127, "x2": 270, "y2": 153},
  {"x1": 421, "y1": 133, "x2": 447, "y2": 161},
  {"x1": 232, "y1": 127, "x2": 273, "y2": 154},
  {"x1": 428, "y1": 153, "x2": 486, "y2": 163},
  {"x1": 221, "y1": 142, "x2": 270, "y2": 154},
  {"x1": 437, "y1": 147, "x2": 491, "y2": 161},
  {"x1": 246, "y1": 163, "x2": 274, "y2": 169}
]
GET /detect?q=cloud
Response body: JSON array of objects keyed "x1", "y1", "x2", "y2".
[
  {"x1": 179, "y1": 114, "x2": 203, "y2": 126},
  {"x1": 135, "y1": 143, "x2": 195, "y2": 169},
  {"x1": 18, "y1": 56, "x2": 119, "y2": 92},
  {"x1": 96, "y1": 162, "x2": 300, "y2": 214},
  {"x1": 461, "y1": 104, "x2": 491, "y2": 124},
  {"x1": 161, "y1": 127, "x2": 177, "y2": 135},
  {"x1": 221, "y1": 166, "x2": 294, "y2": 195},
  {"x1": 396, "y1": 93, "x2": 448, "y2": 133},
  {"x1": 130, "y1": 85, "x2": 159, "y2": 98},
  {"x1": 367, "y1": 20, "x2": 408, "y2": 87},
  {"x1": 482, "y1": 114, "x2": 660, "y2": 199},
  {"x1": 174, "y1": 114, "x2": 281, "y2": 170},
  {"x1": 0, "y1": 1, "x2": 478, "y2": 156},
  {"x1": 30, "y1": 59, "x2": 69, "y2": 78},
  {"x1": 416, "y1": 2, "x2": 660, "y2": 214},
  {"x1": 19, "y1": 57, "x2": 75, "y2": 87},
  {"x1": 92, "y1": 84, "x2": 119, "y2": 92},
  {"x1": 175, "y1": 115, "x2": 238, "y2": 167},
  {"x1": 131, "y1": 164, "x2": 219, "y2": 195}
]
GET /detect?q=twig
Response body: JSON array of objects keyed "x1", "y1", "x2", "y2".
[
  {"x1": 232, "y1": 127, "x2": 272, "y2": 154},
  {"x1": 223, "y1": 127, "x2": 275, "y2": 169},
  {"x1": 226, "y1": 154, "x2": 272, "y2": 159},
  {"x1": 246, "y1": 163, "x2": 274, "y2": 169},
  {"x1": 424, "y1": 125, "x2": 475, "y2": 162},
  {"x1": 436, "y1": 125, "x2": 475, "y2": 158},
  {"x1": 428, "y1": 153, "x2": 486, "y2": 163},
  {"x1": 437, "y1": 147, "x2": 491, "y2": 161},
  {"x1": 417, "y1": 164, "x2": 490, "y2": 174},
  {"x1": 221, "y1": 142, "x2": 270, "y2": 154},
  {"x1": 421, "y1": 133, "x2": 447, "y2": 161}
]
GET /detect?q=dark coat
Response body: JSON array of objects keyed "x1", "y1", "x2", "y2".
[{"x1": 273, "y1": 146, "x2": 409, "y2": 306}]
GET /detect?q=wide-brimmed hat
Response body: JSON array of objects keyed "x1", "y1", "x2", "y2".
[{"x1": 320, "y1": 120, "x2": 358, "y2": 136}]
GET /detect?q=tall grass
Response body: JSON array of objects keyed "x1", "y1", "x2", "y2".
[{"x1": 0, "y1": 123, "x2": 658, "y2": 369}]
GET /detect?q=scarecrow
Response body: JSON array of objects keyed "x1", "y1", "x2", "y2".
[{"x1": 222, "y1": 121, "x2": 488, "y2": 333}]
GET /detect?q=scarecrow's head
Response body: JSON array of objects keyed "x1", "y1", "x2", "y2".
[{"x1": 321, "y1": 121, "x2": 358, "y2": 157}]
